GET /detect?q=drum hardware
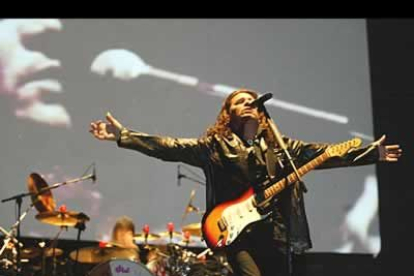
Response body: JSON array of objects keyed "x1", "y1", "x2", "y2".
[
  {"x1": 35, "y1": 210, "x2": 90, "y2": 228},
  {"x1": 181, "y1": 223, "x2": 202, "y2": 238},
  {"x1": 1, "y1": 166, "x2": 95, "y2": 274},
  {"x1": 133, "y1": 224, "x2": 161, "y2": 245},
  {"x1": 181, "y1": 190, "x2": 204, "y2": 225},
  {"x1": 88, "y1": 259, "x2": 154, "y2": 276},
  {"x1": 133, "y1": 233, "x2": 161, "y2": 244},
  {"x1": 69, "y1": 246, "x2": 139, "y2": 264},
  {"x1": 158, "y1": 222, "x2": 182, "y2": 243}
]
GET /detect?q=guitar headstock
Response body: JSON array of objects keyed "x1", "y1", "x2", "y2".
[{"x1": 326, "y1": 138, "x2": 362, "y2": 157}]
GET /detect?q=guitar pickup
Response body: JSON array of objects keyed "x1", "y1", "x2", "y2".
[{"x1": 218, "y1": 218, "x2": 227, "y2": 232}]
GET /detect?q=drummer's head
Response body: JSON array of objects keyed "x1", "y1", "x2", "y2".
[{"x1": 112, "y1": 216, "x2": 135, "y2": 242}]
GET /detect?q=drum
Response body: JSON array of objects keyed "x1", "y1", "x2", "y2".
[
  {"x1": 88, "y1": 259, "x2": 154, "y2": 276},
  {"x1": 145, "y1": 246, "x2": 170, "y2": 276},
  {"x1": 146, "y1": 256, "x2": 169, "y2": 276}
]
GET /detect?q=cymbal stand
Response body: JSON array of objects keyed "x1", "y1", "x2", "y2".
[
  {"x1": 73, "y1": 220, "x2": 86, "y2": 276},
  {"x1": 0, "y1": 196, "x2": 37, "y2": 273},
  {"x1": 1, "y1": 172, "x2": 94, "y2": 273},
  {"x1": 43, "y1": 226, "x2": 66, "y2": 276}
]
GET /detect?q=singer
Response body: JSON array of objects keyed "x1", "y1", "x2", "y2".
[{"x1": 89, "y1": 89, "x2": 401, "y2": 276}]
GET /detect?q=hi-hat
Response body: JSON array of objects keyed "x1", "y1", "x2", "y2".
[
  {"x1": 133, "y1": 232, "x2": 161, "y2": 243},
  {"x1": 35, "y1": 211, "x2": 90, "y2": 227},
  {"x1": 182, "y1": 223, "x2": 202, "y2": 237},
  {"x1": 69, "y1": 246, "x2": 139, "y2": 264},
  {"x1": 27, "y1": 173, "x2": 56, "y2": 212}
]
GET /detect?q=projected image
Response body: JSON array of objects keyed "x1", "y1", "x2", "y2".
[
  {"x1": 335, "y1": 175, "x2": 380, "y2": 255},
  {"x1": 0, "y1": 19, "x2": 386, "y2": 255},
  {"x1": 0, "y1": 19, "x2": 70, "y2": 127}
]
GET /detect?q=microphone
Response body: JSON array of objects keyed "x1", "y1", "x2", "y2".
[
  {"x1": 177, "y1": 165, "x2": 181, "y2": 186},
  {"x1": 92, "y1": 163, "x2": 97, "y2": 184},
  {"x1": 249, "y1": 93, "x2": 285, "y2": 150},
  {"x1": 248, "y1": 92, "x2": 273, "y2": 108}
]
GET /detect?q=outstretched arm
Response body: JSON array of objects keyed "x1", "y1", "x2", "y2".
[
  {"x1": 286, "y1": 134, "x2": 402, "y2": 169},
  {"x1": 90, "y1": 112, "x2": 210, "y2": 168}
]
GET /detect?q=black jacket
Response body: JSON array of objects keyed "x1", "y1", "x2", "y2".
[{"x1": 117, "y1": 127, "x2": 379, "y2": 253}]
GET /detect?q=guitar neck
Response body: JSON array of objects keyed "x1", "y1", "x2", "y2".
[{"x1": 263, "y1": 151, "x2": 329, "y2": 200}]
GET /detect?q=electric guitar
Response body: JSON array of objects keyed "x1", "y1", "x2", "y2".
[{"x1": 201, "y1": 138, "x2": 362, "y2": 250}]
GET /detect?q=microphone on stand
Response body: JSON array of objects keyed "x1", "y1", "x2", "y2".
[
  {"x1": 177, "y1": 165, "x2": 180, "y2": 186},
  {"x1": 248, "y1": 92, "x2": 273, "y2": 108},
  {"x1": 177, "y1": 165, "x2": 185, "y2": 186},
  {"x1": 92, "y1": 163, "x2": 97, "y2": 184},
  {"x1": 248, "y1": 92, "x2": 287, "y2": 150},
  {"x1": 255, "y1": 92, "x2": 307, "y2": 194}
]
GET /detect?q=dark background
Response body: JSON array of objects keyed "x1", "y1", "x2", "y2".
[{"x1": 367, "y1": 19, "x2": 413, "y2": 276}]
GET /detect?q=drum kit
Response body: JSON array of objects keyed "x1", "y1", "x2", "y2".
[{"x1": 0, "y1": 173, "x2": 232, "y2": 276}]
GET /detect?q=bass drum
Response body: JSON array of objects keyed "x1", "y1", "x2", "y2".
[{"x1": 88, "y1": 259, "x2": 154, "y2": 276}]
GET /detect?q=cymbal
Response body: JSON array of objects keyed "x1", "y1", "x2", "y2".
[
  {"x1": 21, "y1": 247, "x2": 41, "y2": 259},
  {"x1": 133, "y1": 232, "x2": 161, "y2": 243},
  {"x1": 69, "y1": 246, "x2": 139, "y2": 264},
  {"x1": 177, "y1": 240, "x2": 201, "y2": 247},
  {"x1": 182, "y1": 223, "x2": 202, "y2": 237},
  {"x1": 35, "y1": 211, "x2": 90, "y2": 227},
  {"x1": 158, "y1": 231, "x2": 182, "y2": 239},
  {"x1": 21, "y1": 247, "x2": 64, "y2": 258},
  {"x1": 27, "y1": 173, "x2": 56, "y2": 212},
  {"x1": 43, "y1": 247, "x2": 64, "y2": 257}
]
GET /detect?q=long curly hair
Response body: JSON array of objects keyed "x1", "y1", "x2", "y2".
[{"x1": 205, "y1": 89, "x2": 275, "y2": 144}]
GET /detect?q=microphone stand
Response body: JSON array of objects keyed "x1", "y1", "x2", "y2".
[
  {"x1": 177, "y1": 165, "x2": 206, "y2": 186},
  {"x1": 261, "y1": 104, "x2": 306, "y2": 276},
  {"x1": 179, "y1": 175, "x2": 206, "y2": 186}
]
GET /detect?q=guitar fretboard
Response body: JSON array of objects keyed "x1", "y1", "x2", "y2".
[{"x1": 263, "y1": 151, "x2": 329, "y2": 199}]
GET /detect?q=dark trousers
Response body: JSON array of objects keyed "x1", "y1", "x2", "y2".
[{"x1": 226, "y1": 221, "x2": 304, "y2": 276}]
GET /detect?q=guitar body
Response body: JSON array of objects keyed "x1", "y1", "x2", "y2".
[
  {"x1": 201, "y1": 137, "x2": 362, "y2": 250},
  {"x1": 201, "y1": 187, "x2": 270, "y2": 250}
]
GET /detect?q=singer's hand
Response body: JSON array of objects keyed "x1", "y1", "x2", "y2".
[
  {"x1": 89, "y1": 112, "x2": 124, "y2": 141},
  {"x1": 375, "y1": 134, "x2": 402, "y2": 162}
]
